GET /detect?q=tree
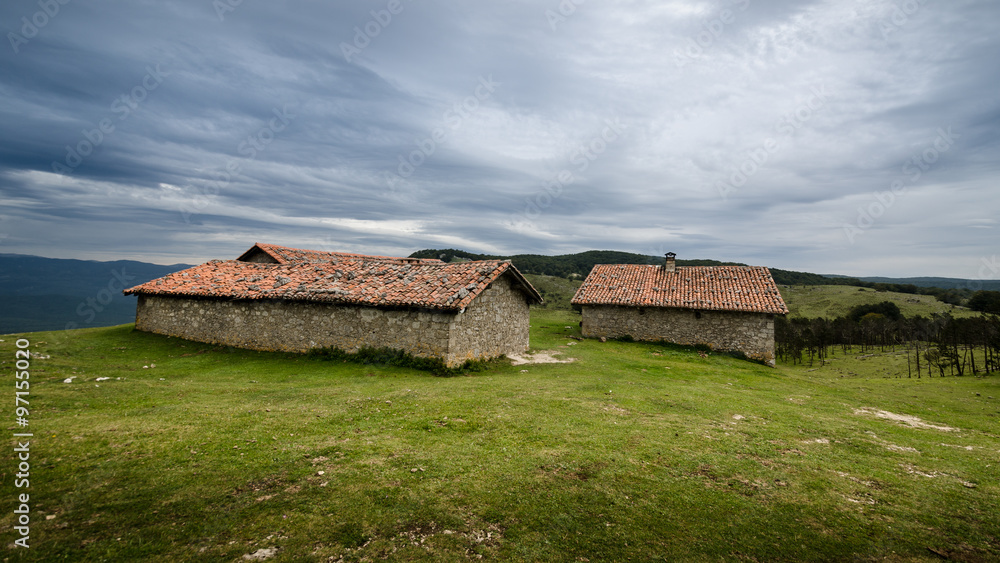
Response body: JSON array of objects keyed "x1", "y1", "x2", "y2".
[
  {"x1": 848, "y1": 301, "x2": 903, "y2": 323},
  {"x1": 968, "y1": 291, "x2": 1000, "y2": 315}
]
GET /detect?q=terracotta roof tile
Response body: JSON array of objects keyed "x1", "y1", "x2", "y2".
[
  {"x1": 571, "y1": 264, "x2": 788, "y2": 314},
  {"x1": 125, "y1": 257, "x2": 541, "y2": 311}
]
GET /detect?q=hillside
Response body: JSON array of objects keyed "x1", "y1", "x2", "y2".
[
  {"x1": 411, "y1": 249, "x2": 825, "y2": 284},
  {"x1": 522, "y1": 273, "x2": 582, "y2": 310},
  {"x1": 4, "y1": 313, "x2": 998, "y2": 561},
  {"x1": 410, "y1": 248, "x2": 722, "y2": 278},
  {"x1": 779, "y1": 284, "x2": 979, "y2": 319},
  {"x1": 0, "y1": 254, "x2": 192, "y2": 333},
  {"x1": 409, "y1": 248, "x2": 977, "y2": 303},
  {"x1": 859, "y1": 276, "x2": 1000, "y2": 291}
]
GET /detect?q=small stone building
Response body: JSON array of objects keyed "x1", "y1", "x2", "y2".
[
  {"x1": 571, "y1": 253, "x2": 788, "y2": 365},
  {"x1": 124, "y1": 244, "x2": 542, "y2": 367}
]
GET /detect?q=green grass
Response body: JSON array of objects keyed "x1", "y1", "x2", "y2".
[
  {"x1": 2, "y1": 311, "x2": 999, "y2": 562},
  {"x1": 779, "y1": 284, "x2": 977, "y2": 319}
]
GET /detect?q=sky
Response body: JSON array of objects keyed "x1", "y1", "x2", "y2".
[{"x1": 1, "y1": 0, "x2": 998, "y2": 279}]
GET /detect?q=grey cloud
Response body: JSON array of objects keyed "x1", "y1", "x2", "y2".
[{"x1": 0, "y1": 0, "x2": 998, "y2": 277}]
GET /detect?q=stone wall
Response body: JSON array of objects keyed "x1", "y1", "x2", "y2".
[
  {"x1": 132, "y1": 272, "x2": 532, "y2": 367},
  {"x1": 448, "y1": 275, "x2": 531, "y2": 365},
  {"x1": 580, "y1": 305, "x2": 777, "y2": 365}
]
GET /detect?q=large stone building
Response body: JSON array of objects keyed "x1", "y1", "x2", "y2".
[
  {"x1": 124, "y1": 244, "x2": 542, "y2": 367},
  {"x1": 571, "y1": 253, "x2": 788, "y2": 365}
]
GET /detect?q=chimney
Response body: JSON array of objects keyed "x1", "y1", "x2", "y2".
[{"x1": 663, "y1": 252, "x2": 676, "y2": 272}]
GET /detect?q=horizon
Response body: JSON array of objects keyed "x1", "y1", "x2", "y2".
[
  {"x1": 1, "y1": 2, "x2": 998, "y2": 281},
  {"x1": 2, "y1": 248, "x2": 994, "y2": 283}
]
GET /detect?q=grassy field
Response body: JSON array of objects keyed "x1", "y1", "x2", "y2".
[
  {"x1": 2, "y1": 310, "x2": 999, "y2": 562},
  {"x1": 778, "y1": 285, "x2": 977, "y2": 319}
]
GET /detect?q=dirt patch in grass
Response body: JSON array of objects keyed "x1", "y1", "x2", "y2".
[
  {"x1": 539, "y1": 461, "x2": 607, "y2": 481},
  {"x1": 330, "y1": 520, "x2": 504, "y2": 561},
  {"x1": 899, "y1": 463, "x2": 949, "y2": 479},
  {"x1": 854, "y1": 408, "x2": 959, "y2": 432},
  {"x1": 508, "y1": 351, "x2": 576, "y2": 365},
  {"x1": 689, "y1": 465, "x2": 768, "y2": 498},
  {"x1": 232, "y1": 474, "x2": 289, "y2": 497}
]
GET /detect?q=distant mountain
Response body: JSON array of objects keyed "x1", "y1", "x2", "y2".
[
  {"x1": 409, "y1": 248, "x2": 853, "y2": 286},
  {"x1": 5, "y1": 250, "x2": 992, "y2": 335},
  {"x1": 0, "y1": 254, "x2": 192, "y2": 334},
  {"x1": 408, "y1": 248, "x2": 748, "y2": 278},
  {"x1": 409, "y1": 249, "x2": 983, "y2": 305},
  {"x1": 857, "y1": 276, "x2": 1000, "y2": 291}
]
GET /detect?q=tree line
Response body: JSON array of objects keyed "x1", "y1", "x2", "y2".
[
  {"x1": 409, "y1": 248, "x2": 746, "y2": 279},
  {"x1": 775, "y1": 301, "x2": 1000, "y2": 377},
  {"x1": 410, "y1": 248, "x2": 994, "y2": 306}
]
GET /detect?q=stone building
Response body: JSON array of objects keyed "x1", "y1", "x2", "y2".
[
  {"x1": 571, "y1": 253, "x2": 788, "y2": 365},
  {"x1": 124, "y1": 244, "x2": 542, "y2": 367}
]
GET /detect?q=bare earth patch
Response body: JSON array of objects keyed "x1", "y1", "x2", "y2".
[
  {"x1": 243, "y1": 547, "x2": 278, "y2": 560},
  {"x1": 940, "y1": 443, "x2": 975, "y2": 451},
  {"x1": 854, "y1": 408, "x2": 958, "y2": 432},
  {"x1": 508, "y1": 351, "x2": 576, "y2": 366},
  {"x1": 899, "y1": 463, "x2": 947, "y2": 478},
  {"x1": 802, "y1": 438, "x2": 830, "y2": 444}
]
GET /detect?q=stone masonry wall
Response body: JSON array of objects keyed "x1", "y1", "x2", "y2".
[
  {"x1": 135, "y1": 294, "x2": 456, "y2": 362},
  {"x1": 133, "y1": 272, "x2": 533, "y2": 367},
  {"x1": 581, "y1": 305, "x2": 776, "y2": 365},
  {"x1": 448, "y1": 275, "x2": 531, "y2": 366}
]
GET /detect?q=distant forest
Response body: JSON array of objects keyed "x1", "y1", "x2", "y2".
[
  {"x1": 409, "y1": 248, "x2": 984, "y2": 306},
  {"x1": 776, "y1": 301, "x2": 1000, "y2": 377}
]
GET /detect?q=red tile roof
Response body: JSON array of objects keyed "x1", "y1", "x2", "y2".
[
  {"x1": 238, "y1": 243, "x2": 443, "y2": 264},
  {"x1": 125, "y1": 258, "x2": 541, "y2": 311},
  {"x1": 571, "y1": 264, "x2": 788, "y2": 314}
]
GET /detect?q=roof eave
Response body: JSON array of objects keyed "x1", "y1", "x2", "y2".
[{"x1": 573, "y1": 301, "x2": 787, "y2": 314}]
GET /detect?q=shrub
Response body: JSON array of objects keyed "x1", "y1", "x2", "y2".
[
  {"x1": 306, "y1": 345, "x2": 494, "y2": 376},
  {"x1": 848, "y1": 301, "x2": 903, "y2": 322}
]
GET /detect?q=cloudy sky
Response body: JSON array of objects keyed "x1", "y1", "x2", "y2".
[{"x1": 1, "y1": 0, "x2": 997, "y2": 278}]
